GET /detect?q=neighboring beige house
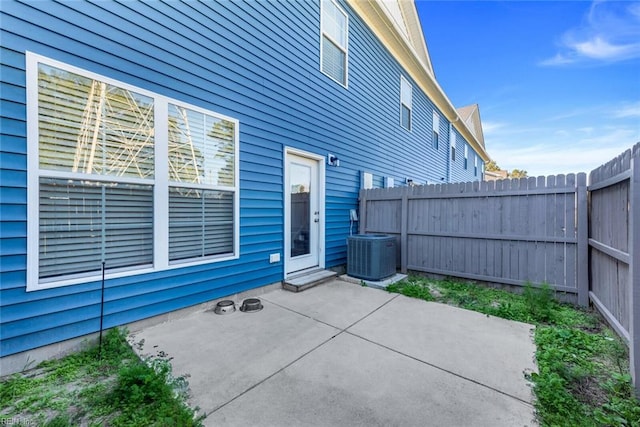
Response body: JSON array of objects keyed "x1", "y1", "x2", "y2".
[
  {"x1": 484, "y1": 169, "x2": 509, "y2": 181},
  {"x1": 456, "y1": 104, "x2": 485, "y2": 151}
]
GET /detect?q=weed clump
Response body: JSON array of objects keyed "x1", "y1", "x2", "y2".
[
  {"x1": 0, "y1": 328, "x2": 203, "y2": 426},
  {"x1": 523, "y1": 283, "x2": 556, "y2": 323}
]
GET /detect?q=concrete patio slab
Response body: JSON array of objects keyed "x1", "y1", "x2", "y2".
[
  {"x1": 206, "y1": 332, "x2": 535, "y2": 427},
  {"x1": 129, "y1": 300, "x2": 339, "y2": 415},
  {"x1": 262, "y1": 280, "x2": 398, "y2": 330},
  {"x1": 130, "y1": 280, "x2": 538, "y2": 426},
  {"x1": 348, "y1": 294, "x2": 537, "y2": 403}
]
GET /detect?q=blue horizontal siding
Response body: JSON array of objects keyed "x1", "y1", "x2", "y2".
[
  {"x1": 0, "y1": 151, "x2": 26, "y2": 170},
  {"x1": 0, "y1": 254, "x2": 25, "y2": 275},
  {"x1": 0, "y1": 0, "x2": 484, "y2": 358},
  {"x1": 1, "y1": 319, "x2": 97, "y2": 356},
  {"x1": 0, "y1": 204, "x2": 25, "y2": 222},
  {"x1": 1, "y1": 83, "x2": 24, "y2": 104},
  {"x1": 0, "y1": 219, "x2": 25, "y2": 238},
  {"x1": 0, "y1": 135, "x2": 25, "y2": 154},
  {"x1": 450, "y1": 127, "x2": 482, "y2": 183},
  {"x1": 0, "y1": 117, "x2": 25, "y2": 137}
]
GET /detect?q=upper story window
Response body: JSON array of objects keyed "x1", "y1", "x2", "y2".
[
  {"x1": 474, "y1": 156, "x2": 478, "y2": 176},
  {"x1": 464, "y1": 145, "x2": 469, "y2": 169},
  {"x1": 400, "y1": 76, "x2": 412, "y2": 130},
  {"x1": 27, "y1": 53, "x2": 239, "y2": 290},
  {"x1": 450, "y1": 128, "x2": 456, "y2": 161},
  {"x1": 432, "y1": 111, "x2": 440, "y2": 149},
  {"x1": 321, "y1": 0, "x2": 348, "y2": 87}
]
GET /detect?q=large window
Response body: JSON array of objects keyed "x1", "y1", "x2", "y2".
[
  {"x1": 27, "y1": 53, "x2": 239, "y2": 290},
  {"x1": 321, "y1": 0, "x2": 348, "y2": 86},
  {"x1": 400, "y1": 76, "x2": 412, "y2": 131}
]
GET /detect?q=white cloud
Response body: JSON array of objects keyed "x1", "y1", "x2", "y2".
[
  {"x1": 539, "y1": 53, "x2": 575, "y2": 67},
  {"x1": 540, "y1": 1, "x2": 640, "y2": 66},
  {"x1": 577, "y1": 127, "x2": 594, "y2": 134},
  {"x1": 480, "y1": 121, "x2": 506, "y2": 135},
  {"x1": 544, "y1": 102, "x2": 640, "y2": 122},
  {"x1": 485, "y1": 124, "x2": 639, "y2": 177},
  {"x1": 573, "y1": 36, "x2": 640, "y2": 60},
  {"x1": 612, "y1": 101, "x2": 640, "y2": 118}
]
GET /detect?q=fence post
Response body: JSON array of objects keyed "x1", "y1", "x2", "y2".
[
  {"x1": 400, "y1": 187, "x2": 408, "y2": 274},
  {"x1": 358, "y1": 188, "x2": 366, "y2": 235},
  {"x1": 629, "y1": 157, "x2": 640, "y2": 397},
  {"x1": 576, "y1": 173, "x2": 589, "y2": 307}
]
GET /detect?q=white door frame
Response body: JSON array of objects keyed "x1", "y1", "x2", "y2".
[{"x1": 284, "y1": 147, "x2": 325, "y2": 277}]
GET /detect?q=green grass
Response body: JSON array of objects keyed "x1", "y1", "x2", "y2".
[
  {"x1": 387, "y1": 276, "x2": 640, "y2": 427},
  {"x1": 0, "y1": 328, "x2": 204, "y2": 426}
]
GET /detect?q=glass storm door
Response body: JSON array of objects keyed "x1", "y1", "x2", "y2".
[{"x1": 286, "y1": 153, "x2": 320, "y2": 274}]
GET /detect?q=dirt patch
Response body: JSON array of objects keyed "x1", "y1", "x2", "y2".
[{"x1": 569, "y1": 375, "x2": 608, "y2": 407}]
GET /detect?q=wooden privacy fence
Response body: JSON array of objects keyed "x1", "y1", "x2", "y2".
[
  {"x1": 588, "y1": 143, "x2": 639, "y2": 392},
  {"x1": 359, "y1": 173, "x2": 589, "y2": 305},
  {"x1": 358, "y1": 142, "x2": 639, "y2": 394}
]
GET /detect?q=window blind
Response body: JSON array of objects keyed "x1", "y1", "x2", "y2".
[
  {"x1": 322, "y1": 37, "x2": 346, "y2": 84},
  {"x1": 39, "y1": 178, "x2": 153, "y2": 279},
  {"x1": 169, "y1": 189, "x2": 234, "y2": 261}
]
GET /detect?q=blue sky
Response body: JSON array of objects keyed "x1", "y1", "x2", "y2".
[{"x1": 415, "y1": 0, "x2": 640, "y2": 177}]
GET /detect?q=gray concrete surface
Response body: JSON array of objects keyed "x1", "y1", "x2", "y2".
[{"x1": 131, "y1": 280, "x2": 538, "y2": 427}]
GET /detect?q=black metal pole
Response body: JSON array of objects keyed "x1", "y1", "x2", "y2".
[{"x1": 98, "y1": 261, "x2": 105, "y2": 360}]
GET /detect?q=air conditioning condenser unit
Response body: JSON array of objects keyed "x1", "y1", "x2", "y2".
[{"x1": 347, "y1": 234, "x2": 396, "y2": 281}]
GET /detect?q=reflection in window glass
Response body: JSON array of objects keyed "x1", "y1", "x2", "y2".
[
  {"x1": 168, "y1": 104, "x2": 235, "y2": 186},
  {"x1": 38, "y1": 64, "x2": 154, "y2": 178},
  {"x1": 290, "y1": 164, "x2": 311, "y2": 257}
]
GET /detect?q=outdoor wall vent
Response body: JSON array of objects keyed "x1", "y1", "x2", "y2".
[{"x1": 347, "y1": 234, "x2": 396, "y2": 281}]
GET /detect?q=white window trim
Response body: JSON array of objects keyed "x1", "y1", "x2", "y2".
[
  {"x1": 283, "y1": 147, "x2": 326, "y2": 277},
  {"x1": 449, "y1": 124, "x2": 456, "y2": 161},
  {"x1": 464, "y1": 145, "x2": 469, "y2": 169},
  {"x1": 362, "y1": 172, "x2": 373, "y2": 189},
  {"x1": 432, "y1": 111, "x2": 441, "y2": 150},
  {"x1": 320, "y1": 0, "x2": 349, "y2": 88},
  {"x1": 400, "y1": 75, "x2": 412, "y2": 131},
  {"x1": 385, "y1": 177, "x2": 394, "y2": 188},
  {"x1": 26, "y1": 52, "x2": 240, "y2": 291}
]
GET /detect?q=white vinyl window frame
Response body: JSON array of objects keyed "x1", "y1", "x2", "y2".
[
  {"x1": 464, "y1": 145, "x2": 469, "y2": 170},
  {"x1": 26, "y1": 52, "x2": 240, "y2": 291},
  {"x1": 400, "y1": 75, "x2": 412, "y2": 131},
  {"x1": 432, "y1": 110, "x2": 440, "y2": 149},
  {"x1": 385, "y1": 177, "x2": 394, "y2": 188},
  {"x1": 449, "y1": 125, "x2": 456, "y2": 161},
  {"x1": 474, "y1": 156, "x2": 478, "y2": 176},
  {"x1": 320, "y1": 0, "x2": 349, "y2": 87}
]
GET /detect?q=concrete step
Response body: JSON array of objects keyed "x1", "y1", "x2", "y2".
[
  {"x1": 283, "y1": 269, "x2": 337, "y2": 292},
  {"x1": 338, "y1": 273, "x2": 408, "y2": 290}
]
